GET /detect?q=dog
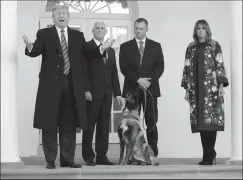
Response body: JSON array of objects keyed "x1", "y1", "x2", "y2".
[{"x1": 117, "y1": 92, "x2": 159, "y2": 166}]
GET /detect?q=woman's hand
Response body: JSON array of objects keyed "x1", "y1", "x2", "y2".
[
  {"x1": 185, "y1": 90, "x2": 189, "y2": 103},
  {"x1": 218, "y1": 84, "x2": 224, "y2": 97}
]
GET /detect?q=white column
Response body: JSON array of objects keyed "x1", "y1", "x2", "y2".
[
  {"x1": 1, "y1": 1, "x2": 21, "y2": 163},
  {"x1": 229, "y1": 0, "x2": 242, "y2": 162}
]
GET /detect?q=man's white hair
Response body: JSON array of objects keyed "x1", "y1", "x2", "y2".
[
  {"x1": 93, "y1": 22, "x2": 106, "y2": 29},
  {"x1": 52, "y1": 5, "x2": 69, "y2": 15}
]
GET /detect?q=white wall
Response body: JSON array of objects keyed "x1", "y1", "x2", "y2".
[
  {"x1": 138, "y1": 1, "x2": 231, "y2": 158},
  {"x1": 17, "y1": 1, "x2": 231, "y2": 158},
  {"x1": 17, "y1": 1, "x2": 43, "y2": 156}
]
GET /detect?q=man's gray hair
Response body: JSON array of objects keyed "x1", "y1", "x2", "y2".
[
  {"x1": 52, "y1": 5, "x2": 69, "y2": 15},
  {"x1": 93, "y1": 22, "x2": 106, "y2": 29}
]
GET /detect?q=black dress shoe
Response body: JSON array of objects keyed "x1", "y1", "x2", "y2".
[
  {"x1": 60, "y1": 163, "x2": 82, "y2": 168},
  {"x1": 85, "y1": 159, "x2": 96, "y2": 166},
  {"x1": 46, "y1": 162, "x2": 56, "y2": 169},
  {"x1": 96, "y1": 158, "x2": 114, "y2": 165}
]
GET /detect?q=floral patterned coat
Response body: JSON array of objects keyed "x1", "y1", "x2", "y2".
[{"x1": 181, "y1": 39, "x2": 229, "y2": 133}]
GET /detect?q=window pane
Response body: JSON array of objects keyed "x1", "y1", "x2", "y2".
[
  {"x1": 109, "y1": 2, "x2": 129, "y2": 14},
  {"x1": 104, "y1": 27, "x2": 111, "y2": 41},
  {"x1": 68, "y1": 7, "x2": 81, "y2": 13},
  {"x1": 93, "y1": 6, "x2": 109, "y2": 13},
  {"x1": 111, "y1": 27, "x2": 128, "y2": 47},
  {"x1": 113, "y1": 97, "x2": 122, "y2": 111},
  {"x1": 88, "y1": 1, "x2": 98, "y2": 11},
  {"x1": 111, "y1": 27, "x2": 127, "y2": 90},
  {"x1": 91, "y1": 1, "x2": 108, "y2": 13},
  {"x1": 118, "y1": 70, "x2": 125, "y2": 91},
  {"x1": 69, "y1": 25, "x2": 81, "y2": 31},
  {"x1": 46, "y1": 0, "x2": 129, "y2": 14},
  {"x1": 113, "y1": 113, "x2": 122, "y2": 133},
  {"x1": 61, "y1": 1, "x2": 82, "y2": 12},
  {"x1": 79, "y1": 1, "x2": 87, "y2": 10}
]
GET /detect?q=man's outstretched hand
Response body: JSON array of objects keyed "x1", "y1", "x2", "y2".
[
  {"x1": 22, "y1": 35, "x2": 33, "y2": 51},
  {"x1": 100, "y1": 38, "x2": 115, "y2": 52}
]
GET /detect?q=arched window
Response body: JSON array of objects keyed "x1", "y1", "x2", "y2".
[{"x1": 45, "y1": 0, "x2": 129, "y2": 14}]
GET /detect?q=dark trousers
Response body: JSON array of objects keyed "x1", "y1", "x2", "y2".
[
  {"x1": 200, "y1": 131, "x2": 217, "y2": 159},
  {"x1": 138, "y1": 90, "x2": 158, "y2": 157},
  {"x1": 42, "y1": 74, "x2": 77, "y2": 164},
  {"x1": 82, "y1": 96, "x2": 112, "y2": 161}
]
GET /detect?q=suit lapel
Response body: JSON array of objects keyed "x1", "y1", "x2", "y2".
[
  {"x1": 106, "y1": 48, "x2": 112, "y2": 66},
  {"x1": 131, "y1": 38, "x2": 141, "y2": 67},
  {"x1": 67, "y1": 27, "x2": 74, "y2": 59},
  {"x1": 89, "y1": 39, "x2": 107, "y2": 66},
  {"x1": 90, "y1": 39, "x2": 98, "y2": 48},
  {"x1": 50, "y1": 26, "x2": 62, "y2": 56},
  {"x1": 92, "y1": 39, "x2": 108, "y2": 66}
]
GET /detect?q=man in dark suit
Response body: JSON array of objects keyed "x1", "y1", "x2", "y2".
[
  {"x1": 22, "y1": 5, "x2": 114, "y2": 169},
  {"x1": 82, "y1": 22, "x2": 123, "y2": 166},
  {"x1": 119, "y1": 18, "x2": 164, "y2": 157}
]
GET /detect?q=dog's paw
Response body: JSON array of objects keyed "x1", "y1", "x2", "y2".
[
  {"x1": 137, "y1": 161, "x2": 146, "y2": 166},
  {"x1": 122, "y1": 125, "x2": 129, "y2": 133},
  {"x1": 120, "y1": 161, "x2": 127, "y2": 166},
  {"x1": 141, "y1": 162, "x2": 146, "y2": 166},
  {"x1": 153, "y1": 161, "x2": 159, "y2": 166},
  {"x1": 151, "y1": 157, "x2": 160, "y2": 166},
  {"x1": 117, "y1": 160, "x2": 122, "y2": 165}
]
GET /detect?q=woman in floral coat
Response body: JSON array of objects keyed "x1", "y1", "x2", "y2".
[{"x1": 181, "y1": 20, "x2": 229, "y2": 165}]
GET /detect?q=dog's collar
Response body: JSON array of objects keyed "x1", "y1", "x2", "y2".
[{"x1": 122, "y1": 108, "x2": 140, "y2": 120}]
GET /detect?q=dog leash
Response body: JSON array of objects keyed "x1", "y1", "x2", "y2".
[{"x1": 141, "y1": 88, "x2": 157, "y2": 133}]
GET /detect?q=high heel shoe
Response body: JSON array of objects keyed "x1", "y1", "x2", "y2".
[
  {"x1": 198, "y1": 160, "x2": 204, "y2": 165},
  {"x1": 212, "y1": 150, "x2": 217, "y2": 165},
  {"x1": 204, "y1": 156, "x2": 216, "y2": 165},
  {"x1": 203, "y1": 151, "x2": 217, "y2": 165},
  {"x1": 213, "y1": 150, "x2": 217, "y2": 165},
  {"x1": 213, "y1": 157, "x2": 216, "y2": 165},
  {"x1": 198, "y1": 154, "x2": 205, "y2": 165}
]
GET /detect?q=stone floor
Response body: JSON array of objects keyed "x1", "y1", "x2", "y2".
[
  {"x1": 1, "y1": 164, "x2": 242, "y2": 179},
  {"x1": 21, "y1": 156, "x2": 230, "y2": 165},
  {"x1": 1, "y1": 157, "x2": 242, "y2": 179}
]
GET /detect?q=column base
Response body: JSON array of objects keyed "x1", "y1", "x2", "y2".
[
  {"x1": 225, "y1": 158, "x2": 242, "y2": 165},
  {"x1": 1, "y1": 161, "x2": 25, "y2": 169}
]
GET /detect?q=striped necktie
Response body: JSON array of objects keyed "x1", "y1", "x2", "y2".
[
  {"x1": 139, "y1": 40, "x2": 144, "y2": 66},
  {"x1": 60, "y1": 29, "x2": 70, "y2": 75}
]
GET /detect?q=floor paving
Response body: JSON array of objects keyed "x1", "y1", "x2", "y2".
[
  {"x1": 1, "y1": 156, "x2": 242, "y2": 179},
  {"x1": 1, "y1": 162, "x2": 242, "y2": 179}
]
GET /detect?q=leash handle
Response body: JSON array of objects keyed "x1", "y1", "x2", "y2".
[
  {"x1": 135, "y1": 86, "x2": 156, "y2": 133},
  {"x1": 136, "y1": 86, "x2": 140, "y2": 109},
  {"x1": 142, "y1": 89, "x2": 157, "y2": 133}
]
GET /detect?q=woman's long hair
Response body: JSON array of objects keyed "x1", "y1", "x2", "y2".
[{"x1": 193, "y1": 19, "x2": 212, "y2": 44}]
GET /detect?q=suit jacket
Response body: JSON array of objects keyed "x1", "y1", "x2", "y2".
[
  {"x1": 119, "y1": 38, "x2": 164, "y2": 97},
  {"x1": 85, "y1": 39, "x2": 121, "y2": 100},
  {"x1": 25, "y1": 25, "x2": 102, "y2": 130}
]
